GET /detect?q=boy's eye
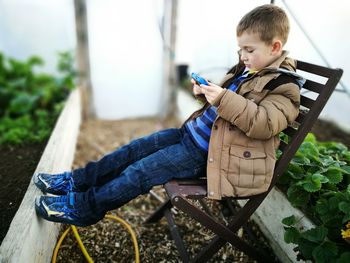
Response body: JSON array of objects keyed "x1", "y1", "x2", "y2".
[{"x1": 237, "y1": 48, "x2": 254, "y2": 55}]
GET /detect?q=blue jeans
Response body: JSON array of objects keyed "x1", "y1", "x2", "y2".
[{"x1": 71, "y1": 127, "x2": 207, "y2": 222}]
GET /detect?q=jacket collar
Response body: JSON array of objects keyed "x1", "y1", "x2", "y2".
[{"x1": 238, "y1": 51, "x2": 299, "y2": 94}]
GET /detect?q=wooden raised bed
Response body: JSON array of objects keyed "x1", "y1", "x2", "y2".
[{"x1": 0, "y1": 89, "x2": 81, "y2": 262}]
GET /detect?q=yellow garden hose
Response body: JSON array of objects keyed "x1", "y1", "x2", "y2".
[{"x1": 51, "y1": 214, "x2": 140, "y2": 263}]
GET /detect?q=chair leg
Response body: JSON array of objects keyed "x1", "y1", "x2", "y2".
[
  {"x1": 191, "y1": 195, "x2": 271, "y2": 263},
  {"x1": 172, "y1": 196, "x2": 272, "y2": 262},
  {"x1": 164, "y1": 209, "x2": 190, "y2": 262},
  {"x1": 145, "y1": 199, "x2": 172, "y2": 223},
  {"x1": 198, "y1": 199, "x2": 215, "y2": 218}
]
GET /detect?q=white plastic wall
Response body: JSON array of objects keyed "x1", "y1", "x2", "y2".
[
  {"x1": 0, "y1": 0, "x2": 76, "y2": 75},
  {"x1": 86, "y1": 0, "x2": 164, "y2": 119}
]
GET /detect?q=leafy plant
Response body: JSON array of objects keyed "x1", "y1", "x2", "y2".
[
  {"x1": 0, "y1": 51, "x2": 77, "y2": 145},
  {"x1": 279, "y1": 133, "x2": 350, "y2": 262}
]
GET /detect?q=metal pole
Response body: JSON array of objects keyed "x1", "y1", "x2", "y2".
[
  {"x1": 74, "y1": 0, "x2": 96, "y2": 119},
  {"x1": 159, "y1": 0, "x2": 178, "y2": 119}
]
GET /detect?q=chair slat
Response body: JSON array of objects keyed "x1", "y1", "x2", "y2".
[
  {"x1": 279, "y1": 141, "x2": 288, "y2": 152},
  {"x1": 297, "y1": 60, "x2": 336, "y2": 78},
  {"x1": 283, "y1": 126, "x2": 298, "y2": 138},
  {"x1": 300, "y1": 95, "x2": 315, "y2": 109},
  {"x1": 302, "y1": 80, "x2": 324, "y2": 94},
  {"x1": 295, "y1": 111, "x2": 307, "y2": 124}
]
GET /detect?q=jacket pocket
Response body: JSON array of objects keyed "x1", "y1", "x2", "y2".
[{"x1": 227, "y1": 145, "x2": 267, "y2": 188}]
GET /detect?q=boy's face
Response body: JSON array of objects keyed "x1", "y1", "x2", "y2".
[{"x1": 237, "y1": 31, "x2": 280, "y2": 71}]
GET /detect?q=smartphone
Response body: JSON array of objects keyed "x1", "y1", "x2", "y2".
[{"x1": 191, "y1": 72, "x2": 209, "y2": 85}]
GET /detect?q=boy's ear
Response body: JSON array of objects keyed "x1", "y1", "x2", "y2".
[{"x1": 271, "y1": 39, "x2": 283, "y2": 54}]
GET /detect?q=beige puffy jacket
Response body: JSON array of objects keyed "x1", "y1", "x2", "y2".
[{"x1": 186, "y1": 51, "x2": 301, "y2": 199}]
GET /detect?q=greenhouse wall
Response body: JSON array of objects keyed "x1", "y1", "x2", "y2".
[{"x1": 0, "y1": 0, "x2": 76, "y2": 75}]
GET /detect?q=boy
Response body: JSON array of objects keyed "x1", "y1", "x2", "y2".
[{"x1": 34, "y1": 4, "x2": 301, "y2": 226}]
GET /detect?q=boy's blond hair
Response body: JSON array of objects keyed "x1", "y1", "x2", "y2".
[{"x1": 237, "y1": 4, "x2": 290, "y2": 45}]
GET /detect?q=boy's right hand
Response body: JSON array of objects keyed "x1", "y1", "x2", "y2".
[{"x1": 191, "y1": 79, "x2": 203, "y2": 96}]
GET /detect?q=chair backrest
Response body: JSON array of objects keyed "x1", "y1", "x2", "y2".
[{"x1": 270, "y1": 60, "x2": 343, "y2": 188}]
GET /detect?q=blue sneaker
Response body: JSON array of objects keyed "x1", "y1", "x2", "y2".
[
  {"x1": 35, "y1": 194, "x2": 96, "y2": 227},
  {"x1": 33, "y1": 172, "x2": 75, "y2": 195}
]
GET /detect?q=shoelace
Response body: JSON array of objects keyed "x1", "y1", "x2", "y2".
[
  {"x1": 50, "y1": 174, "x2": 72, "y2": 189},
  {"x1": 54, "y1": 195, "x2": 68, "y2": 204}
]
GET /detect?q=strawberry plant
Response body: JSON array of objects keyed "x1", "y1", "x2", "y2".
[
  {"x1": 278, "y1": 133, "x2": 350, "y2": 262},
  {"x1": 0, "y1": 51, "x2": 76, "y2": 145}
]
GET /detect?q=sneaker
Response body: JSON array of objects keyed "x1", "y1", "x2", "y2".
[
  {"x1": 35, "y1": 194, "x2": 95, "y2": 227},
  {"x1": 33, "y1": 172, "x2": 75, "y2": 195}
]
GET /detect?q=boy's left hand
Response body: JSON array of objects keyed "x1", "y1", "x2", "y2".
[{"x1": 200, "y1": 82, "x2": 224, "y2": 105}]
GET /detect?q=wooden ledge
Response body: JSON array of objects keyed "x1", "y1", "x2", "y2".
[{"x1": 0, "y1": 88, "x2": 81, "y2": 262}]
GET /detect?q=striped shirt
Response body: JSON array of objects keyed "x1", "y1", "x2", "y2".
[{"x1": 186, "y1": 70, "x2": 254, "y2": 151}]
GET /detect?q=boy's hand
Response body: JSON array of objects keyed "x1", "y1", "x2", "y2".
[
  {"x1": 191, "y1": 79, "x2": 202, "y2": 96},
  {"x1": 200, "y1": 82, "x2": 224, "y2": 105}
]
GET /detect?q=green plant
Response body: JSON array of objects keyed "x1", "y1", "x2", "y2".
[
  {"x1": 279, "y1": 133, "x2": 350, "y2": 262},
  {"x1": 0, "y1": 51, "x2": 77, "y2": 145}
]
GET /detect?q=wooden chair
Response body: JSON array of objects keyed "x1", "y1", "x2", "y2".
[{"x1": 146, "y1": 61, "x2": 343, "y2": 262}]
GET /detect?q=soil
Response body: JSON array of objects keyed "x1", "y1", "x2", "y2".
[
  {"x1": 311, "y1": 119, "x2": 350, "y2": 148},
  {"x1": 0, "y1": 117, "x2": 349, "y2": 260},
  {"x1": 0, "y1": 141, "x2": 47, "y2": 243}
]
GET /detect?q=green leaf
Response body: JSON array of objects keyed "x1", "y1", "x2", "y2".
[
  {"x1": 287, "y1": 162, "x2": 305, "y2": 176},
  {"x1": 312, "y1": 242, "x2": 338, "y2": 263},
  {"x1": 282, "y1": 215, "x2": 297, "y2": 226},
  {"x1": 302, "y1": 178, "x2": 322, "y2": 192},
  {"x1": 338, "y1": 201, "x2": 350, "y2": 214},
  {"x1": 284, "y1": 227, "x2": 300, "y2": 243},
  {"x1": 319, "y1": 141, "x2": 348, "y2": 153},
  {"x1": 304, "y1": 133, "x2": 317, "y2": 143},
  {"x1": 299, "y1": 141, "x2": 319, "y2": 158},
  {"x1": 325, "y1": 168, "x2": 343, "y2": 184},
  {"x1": 315, "y1": 199, "x2": 329, "y2": 215},
  {"x1": 337, "y1": 252, "x2": 350, "y2": 263},
  {"x1": 8, "y1": 92, "x2": 38, "y2": 115},
  {"x1": 342, "y1": 214, "x2": 350, "y2": 224},
  {"x1": 312, "y1": 173, "x2": 329, "y2": 183},
  {"x1": 342, "y1": 166, "x2": 350, "y2": 174},
  {"x1": 301, "y1": 226, "x2": 328, "y2": 243},
  {"x1": 329, "y1": 195, "x2": 345, "y2": 210},
  {"x1": 287, "y1": 184, "x2": 310, "y2": 206},
  {"x1": 319, "y1": 155, "x2": 336, "y2": 167},
  {"x1": 297, "y1": 238, "x2": 317, "y2": 259},
  {"x1": 291, "y1": 155, "x2": 311, "y2": 166}
]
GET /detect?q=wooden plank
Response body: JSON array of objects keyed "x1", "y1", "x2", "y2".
[
  {"x1": 0, "y1": 89, "x2": 81, "y2": 263},
  {"x1": 302, "y1": 80, "x2": 324, "y2": 94},
  {"x1": 300, "y1": 95, "x2": 315, "y2": 109},
  {"x1": 237, "y1": 188, "x2": 315, "y2": 263},
  {"x1": 297, "y1": 60, "x2": 336, "y2": 78}
]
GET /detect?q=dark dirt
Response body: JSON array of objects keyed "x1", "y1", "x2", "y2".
[
  {"x1": 0, "y1": 141, "x2": 47, "y2": 244},
  {"x1": 311, "y1": 119, "x2": 350, "y2": 148}
]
